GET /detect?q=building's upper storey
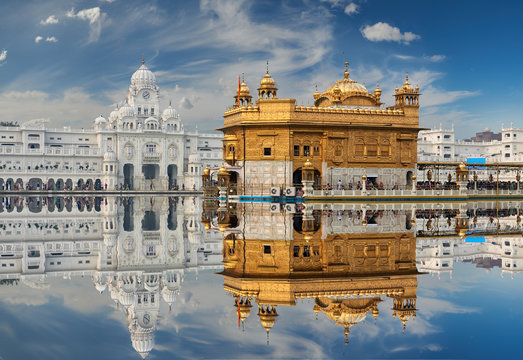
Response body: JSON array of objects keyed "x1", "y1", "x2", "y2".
[{"x1": 222, "y1": 62, "x2": 420, "y2": 130}]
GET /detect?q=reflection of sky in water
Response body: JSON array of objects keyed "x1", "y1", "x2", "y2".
[
  {"x1": 1, "y1": 264, "x2": 523, "y2": 359},
  {"x1": 2, "y1": 197, "x2": 523, "y2": 359}
]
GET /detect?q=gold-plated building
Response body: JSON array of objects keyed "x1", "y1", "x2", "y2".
[
  {"x1": 219, "y1": 62, "x2": 422, "y2": 195},
  {"x1": 216, "y1": 205, "x2": 420, "y2": 343}
]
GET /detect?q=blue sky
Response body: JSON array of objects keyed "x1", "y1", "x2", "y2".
[
  {"x1": 0, "y1": 0, "x2": 522, "y2": 136},
  {"x1": 2, "y1": 265, "x2": 523, "y2": 359}
]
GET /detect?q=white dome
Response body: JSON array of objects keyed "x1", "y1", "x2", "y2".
[
  {"x1": 131, "y1": 329, "x2": 154, "y2": 359},
  {"x1": 95, "y1": 282, "x2": 107, "y2": 294},
  {"x1": 131, "y1": 63, "x2": 157, "y2": 88},
  {"x1": 94, "y1": 115, "x2": 107, "y2": 125},
  {"x1": 119, "y1": 290, "x2": 135, "y2": 307},
  {"x1": 109, "y1": 108, "x2": 119, "y2": 122},
  {"x1": 162, "y1": 105, "x2": 178, "y2": 120},
  {"x1": 119, "y1": 102, "x2": 135, "y2": 118},
  {"x1": 161, "y1": 287, "x2": 177, "y2": 304}
]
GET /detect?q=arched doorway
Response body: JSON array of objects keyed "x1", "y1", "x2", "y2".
[
  {"x1": 229, "y1": 171, "x2": 238, "y2": 195},
  {"x1": 406, "y1": 171, "x2": 413, "y2": 187},
  {"x1": 167, "y1": 164, "x2": 177, "y2": 189},
  {"x1": 15, "y1": 178, "x2": 23, "y2": 190},
  {"x1": 56, "y1": 178, "x2": 64, "y2": 190},
  {"x1": 94, "y1": 179, "x2": 102, "y2": 190},
  {"x1": 28, "y1": 178, "x2": 42, "y2": 190},
  {"x1": 124, "y1": 164, "x2": 134, "y2": 190},
  {"x1": 293, "y1": 169, "x2": 302, "y2": 186}
]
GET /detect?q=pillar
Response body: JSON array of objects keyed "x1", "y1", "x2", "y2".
[{"x1": 301, "y1": 159, "x2": 314, "y2": 197}]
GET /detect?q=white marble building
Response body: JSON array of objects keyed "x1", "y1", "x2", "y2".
[
  {"x1": 418, "y1": 124, "x2": 523, "y2": 163},
  {"x1": 0, "y1": 196, "x2": 223, "y2": 358},
  {"x1": 0, "y1": 61, "x2": 223, "y2": 191}
]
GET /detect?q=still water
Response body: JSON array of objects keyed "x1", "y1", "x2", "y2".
[{"x1": 0, "y1": 196, "x2": 522, "y2": 359}]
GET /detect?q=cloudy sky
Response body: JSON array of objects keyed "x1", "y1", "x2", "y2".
[{"x1": 0, "y1": 0, "x2": 522, "y2": 136}]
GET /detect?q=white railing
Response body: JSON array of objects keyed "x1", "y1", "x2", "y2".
[
  {"x1": 142, "y1": 151, "x2": 161, "y2": 161},
  {"x1": 310, "y1": 189, "x2": 465, "y2": 197},
  {"x1": 0, "y1": 146, "x2": 99, "y2": 156}
]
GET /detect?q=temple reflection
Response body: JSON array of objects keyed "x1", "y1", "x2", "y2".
[
  {"x1": 210, "y1": 203, "x2": 420, "y2": 344},
  {"x1": 0, "y1": 196, "x2": 222, "y2": 359}
]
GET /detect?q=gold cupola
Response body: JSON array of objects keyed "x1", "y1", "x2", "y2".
[
  {"x1": 257, "y1": 304, "x2": 278, "y2": 344},
  {"x1": 234, "y1": 74, "x2": 253, "y2": 107},
  {"x1": 258, "y1": 61, "x2": 278, "y2": 100},
  {"x1": 394, "y1": 72, "x2": 420, "y2": 107},
  {"x1": 314, "y1": 61, "x2": 382, "y2": 107},
  {"x1": 234, "y1": 296, "x2": 253, "y2": 330}
]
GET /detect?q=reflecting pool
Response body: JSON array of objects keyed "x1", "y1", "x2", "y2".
[{"x1": 1, "y1": 196, "x2": 523, "y2": 359}]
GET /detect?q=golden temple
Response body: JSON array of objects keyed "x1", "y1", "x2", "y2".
[
  {"x1": 214, "y1": 61, "x2": 421, "y2": 195},
  {"x1": 212, "y1": 204, "x2": 420, "y2": 343}
]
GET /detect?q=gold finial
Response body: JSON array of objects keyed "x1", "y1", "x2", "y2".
[
  {"x1": 242, "y1": 72, "x2": 245, "y2": 82},
  {"x1": 344, "y1": 61, "x2": 349, "y2": 79},
  {"x1": 266, "y1": 60, "x2": 269, "y2": 74},
  {"x1": 405, "y1": 71, "x2": 409, "y2": 82},
  {"x1": 142, "y1": 55, "x2": 145, "y2": 65},
  {"x1": 376, "y1": 80, "x2": 380, "y2": 88}
]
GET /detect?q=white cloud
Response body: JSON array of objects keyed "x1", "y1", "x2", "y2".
[
  {"x1": 319, "y1": 0, "x2": 345, "y2": 7},
  {"x1": 425, "y1": 54, "x2": 446, "y2": 62},
  {"x1": 0, "y1": 88, "x2": 110, "y2": 128},
  {"x1": 35, "y1": 36, "x2": 58, "y2": 44},
  {"x1": 344, "y1": 3, "x2": 358, "y2": 15},
  {"x1": 361, "y1": 22, "x2": 420, "y2": 44},
  {"x1": 66, "y1": 7, "x2": 107, "y2": 43},
  {"x1": 392, "y1": 54, "x2": 446, "y2": 63},
  {"x1": 392, "y1": 54, "x2": 416, "y2": 61},
  {"x1": 40, "y1": 15, "x2": 58, "y2": 25},
  {"x1": 179, "y1": 96, "x2": 194, "y2": 110},
  {"x1": 0, "y1": 49, "x2": 7, "y2": 65}
]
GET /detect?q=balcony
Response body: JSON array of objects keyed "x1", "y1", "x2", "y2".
[{"x1": 142, "y1": 151, "x2": 161, "y2": 162}]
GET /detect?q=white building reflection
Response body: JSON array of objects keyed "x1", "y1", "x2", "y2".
[
  {"x1": 0, "y1": 196, "x2": 222, "y2": 359},
  {"x1": 415, "y1": 201, "x2": 523, "y2": 278}
]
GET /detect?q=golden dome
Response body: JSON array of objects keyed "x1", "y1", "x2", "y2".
[
  {"x1": 234, "y1": 297, "x2": 253, "y2": 323},
  {"x1": 314, "y1": 61, "x2": 380, "y2": 108},
  {"x1": 400, "y1": 74, "x2": 414, "y2": 92},
  {"x1": 218, "y1": 166, "x2": 229, "y2": 176},
  {"x1": 374, "y1": 82, "x2": 382, "y2": 96},
  {"x1": 203, "y1": 166, "x2": 210, "y2": 176},
  {"x1": 260, "y1": 72, "x2": 275, "y2": 87},
  {"x1": 329, "y1": 62, "x2": 367, "y2": 93},
  {"x1": 303, "y1": 158, "x2": 313, "y2": 169},
  {"x1": 313, "y1": 85, "x2": 320, "y2": 99},
  {"x1": 459, "y1": 162, "x2": 467, "y2": 170},
  {"x1": 258, "y1": 304, "x2": 278, "y2": 343},
  {"x1": 240, "y1": 80, "x2": 250, "y2": 95},
  {"x1": 458, "y1": 228, "x2": 467, "y2": 238}
]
